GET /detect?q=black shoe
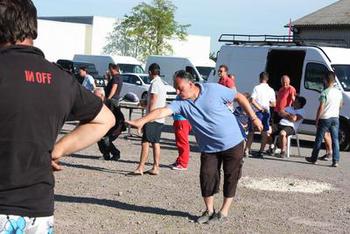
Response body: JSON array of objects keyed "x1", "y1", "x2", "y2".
[
  {"x1": 252, "y1": 151, "x2": 264, "y2": 159},
  {"x1": 206, "y1": 211, "x2": 228, "y2": 224},
  {"x1": 319, "y1": 154, "x2": 331, "y2": 161},
  {"x1": 196, "y1": 210, "x2": 214, "y2": 224},
  {"x1": 103, "y1": 154, "x2": 111, "y2": 160},
  {"x1": 279, "y1": 151, "x2": 286, "y2": 158},
  {"x1": 331, "y1": 162, "x2": 339, "y2": 167},
  {"x1": 111, "y1": 154, "x2": 120, "y2": 161},
  {"x1": 305, "y1": 157, "x2": 317, "y2": 164}
]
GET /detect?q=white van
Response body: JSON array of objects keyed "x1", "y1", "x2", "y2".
[
  {"x1": 208, "y1": 37, "x2": 350, "y2": 151},
  {"x1": 73, "y1": 54, "x2": 144, "y2": 76},
  {"x1": 145, "y1": 55, "x2": 215, "y2": 85}
]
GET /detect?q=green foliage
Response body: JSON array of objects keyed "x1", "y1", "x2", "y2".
[{"x1": 103, "y1": 0, "x2": 190, "y2": 60}]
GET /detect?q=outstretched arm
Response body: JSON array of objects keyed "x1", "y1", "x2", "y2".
[
  {"x1": 51, "y1": 104, "x2": 115, "y2": 171},
  {"x1": 126, "y1": 107, "x2": 173, "y2": 134}
]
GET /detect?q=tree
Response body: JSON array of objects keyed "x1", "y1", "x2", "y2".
[{"x1": 104, "y1": 0, "x2": 190, "y2": 60}]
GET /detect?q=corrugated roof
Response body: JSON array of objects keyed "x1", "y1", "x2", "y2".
[{"x1": 291, "y1": 0, "x2": 350, "y2": 26}]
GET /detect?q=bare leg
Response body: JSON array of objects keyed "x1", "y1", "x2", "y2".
[
  {"x1": 279, "y1": 131, "x2": 287, "y2": 152},
  {"x1": 245, "y1": 132, "x2": 254, "y2": 152},
  {"x1": 150, "y1": 143, "x2": 160, "y2": 174},
  {"x1": 135, "y1": 142, "x2": 149, "y2": 173},
  {"x1": 219, "y1": 197, "x2": 233, "y2": 216},
  {"x1": 203, "y1": 196, "x2": 215, "y2": 213},
  {"x1": 259, "y1": 131, "x2": 269, "y2": 152}
]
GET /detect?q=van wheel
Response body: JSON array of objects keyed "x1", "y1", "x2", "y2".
[
  {"x1": 339, "y1": 120, "x2": 350, "y2": 151},
  {"x1": 141, "y1": 92, "x2": 148, "y2": 100}
]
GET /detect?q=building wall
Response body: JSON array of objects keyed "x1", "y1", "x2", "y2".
[
  {"x1": 294, "y1": 27, "x2": 350, "y2": 47},
  {"x1": 34, "y1": 17, "x2": 211, "y2": 62},
  {"x1": 35, "y1": 19, "x2": 90, "y2": 61}
]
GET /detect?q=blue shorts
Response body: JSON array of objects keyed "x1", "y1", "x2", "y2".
[{"x1": 248, "y1": 111, "x2": 270, "y2": 132}]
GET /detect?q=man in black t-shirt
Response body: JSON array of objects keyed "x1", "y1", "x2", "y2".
[
  {"x1": 0, "y1": 0, "x2": 115, "y2": 232},
  {"x1": 105, "y1": 63, "x2": 123, "y2": 108}
]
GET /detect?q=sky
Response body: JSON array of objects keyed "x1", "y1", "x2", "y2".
[{"x1": 32, "y1": 0, "x2": 337, "y2": 52}]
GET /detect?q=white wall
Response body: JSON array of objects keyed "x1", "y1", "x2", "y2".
[
  {"x1": 35, "y1": 19, "x2": 89, "y2": 62},
  {"x1": 90, "y1": 16, "x2": 118, "y2": 55},
  {"x1": 34, "y1": 17, "x2": 211, "y2": 62}
]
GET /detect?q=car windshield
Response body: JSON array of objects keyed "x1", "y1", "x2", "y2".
[
  {"x1": 332, "y1": 65, "x2": 350, "y2": 91},
  {"x1": 74, "y1": 63, "x2": 98, "y2": 75},
  {"x1": 139, "y1": 75, "x2": 151, "y2": 84},
  {"x1": 196, "y1": 66, "x2": 214, "y2": 81},
  {"x1": 119, "y1": 64, "x2": 145, "y2": 74}
]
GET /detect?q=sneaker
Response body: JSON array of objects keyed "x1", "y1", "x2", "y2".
[
  {"x1": 111, "y1": 154, "x2": 120, "y2": 161},
  {"x1": 196, "y1": 210, "x2": 214, "y2": 224},
  {"x1": 168, "y1": 162, "x2": 177, "y2": 168},
  {"x1": 305, "y1": 157, "x2": 317, "y2": 164},
  {"x1": 171, "y1": 164, "x2": 188, "y2": 171},
  {"x1": 331, "y1": 162, "x2": 339, "y2": 167},
  {"x1": 252, "y1": 151, "x2": 264, "y2": 159},
  {"x1": 244, "y1": 150, "x2": 251, "y2": 157},
  {"x1": 319, "y1": 154, "x2": 331, "y2": 161},
  {"x1": 266, "y1": 147, "x2": 274, "y2": 155},
  {"x1": 206, "y1": 211, "x2": 228, "y2": 224}
]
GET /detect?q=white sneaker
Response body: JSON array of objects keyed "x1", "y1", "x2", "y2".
[{"x1": 171, "y1": 164, "x2": 188, "y2": 171}]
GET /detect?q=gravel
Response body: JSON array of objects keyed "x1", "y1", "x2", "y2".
[{"x1": 54, "y1": 111, "x2": 350, "y2": 234}]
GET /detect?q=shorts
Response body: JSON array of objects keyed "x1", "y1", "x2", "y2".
[
  {"x1": 0, "y1": 214, "x2": 54, "y2": 233},
  {"x1": 200, "y1": 141, "x2": 244, "y2": 198},
  {"x1": 271, "y1": 124, "x2": 295, "y2": 139},
  {"x1": 248, "y1": 111, "x2": 270, "y2": 132},
  {"x1": 142, "y1": 122, "x2": 163, "y2": 143}
]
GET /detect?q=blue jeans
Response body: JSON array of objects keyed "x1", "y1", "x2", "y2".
[{"x1": 311, "y1": 117, "x2": 340, "y2": 163}]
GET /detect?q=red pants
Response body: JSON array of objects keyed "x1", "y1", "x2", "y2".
[{"x1": 173, "y1": 120, "x2": 192, "y2": 168}]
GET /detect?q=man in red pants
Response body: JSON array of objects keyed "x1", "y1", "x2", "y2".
[{"x1": 171, "y1": 113, "x2": 192, "y2": 170}]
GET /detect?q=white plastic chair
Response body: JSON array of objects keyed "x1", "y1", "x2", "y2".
[{"x1": 273, "y1": 133, "x2": 301, "y2": 158}]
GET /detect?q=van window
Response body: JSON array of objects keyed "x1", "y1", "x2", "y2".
[
  {"x1": 196, "y1": 66, "x2": 214, "y2": 81},
  {"x1": 304, "y1": 63, "x2": 329, "y2": 93},
  {"x1": 119, "y1": 64, "x2": 145, "y2": 74},
  {"x1": 121, "y1": 75, "x2": 130, "y2": 83},
  {"x1": 332, "y1": 65, "x2": 350, "y2": 91}
]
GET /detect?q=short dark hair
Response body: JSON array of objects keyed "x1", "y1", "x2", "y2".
[
  {"x1": 259, "y1": 72, "x2": 269, "y2": 82},
  {"x1": 219, "y1": 64, "x2": 228, "y2": 72},
  {"x1": 173, "y1": 70, "x2": 195, "y2": 83},
  {"x1": 324, "y1": 71, "x2": 336, "y2": 83},
  {"x1": 148, "y1": 63, "x2": 160, "y2": 76},
  {"x1": 296, "y1": 96, "x2": 306, "y2": 108},
  {"x1": 0, "y1": 0, "x2": 38, "y2": 44},
  {"x1": 79, "y1": 66, "x2": 87, "y2": 72},
  {"x1": 110, "y1": 63, "x2": 120, "y2": 72}
]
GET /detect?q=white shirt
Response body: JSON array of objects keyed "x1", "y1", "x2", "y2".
[
  {"x1": 319, "y1": 87, "x2": 343, "y2": 119},
  {"x1": 279, "y1": 107, "x2": 304, "y2": 131},
  {"x1": 251, "y1": 83, "x2": 276, "y2": 110},
  {"x1": 147, "y1": 76, "x2": 167, "y2": 123}
]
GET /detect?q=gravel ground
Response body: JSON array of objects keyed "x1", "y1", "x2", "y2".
[{"x1": 54, "y1": 109, "x2": 350, "y2": 234}]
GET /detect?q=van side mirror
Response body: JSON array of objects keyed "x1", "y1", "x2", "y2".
[{"x1": 136, "y1": 80, "x2": 142, "y2": 85}]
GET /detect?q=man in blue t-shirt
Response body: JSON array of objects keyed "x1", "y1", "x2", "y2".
[{"x1": 127, "y1": 70, "x2": 262, "y2": 224}]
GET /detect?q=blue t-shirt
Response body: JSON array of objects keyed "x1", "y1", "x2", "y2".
[
  {"x1": 82, "y1": 74, "x2": 95, "y2": 92},
  {"x1": 168, "y1": 83, "x2": 244, "y2": 153}
]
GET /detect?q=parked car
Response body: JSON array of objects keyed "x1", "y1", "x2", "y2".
[
  {"x1": 208, "y1": 34, "x2": 350, "y2": 151},
  {"x1": 73, "y1": 54, "x2": 145, "y2": 77},
  {"x1": 119, "y1": 73, "x2": 176, "y2": 102},
  {"x1": 56, "y1": 59, "x2": 105, "y2": 87},
  {"x1": 145, "y1": 55, "x2": 215, "y2": 85}
]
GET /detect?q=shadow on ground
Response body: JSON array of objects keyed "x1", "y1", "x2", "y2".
[{"x1": 55, "y1": 194, "x2": 196, "y2": 220}]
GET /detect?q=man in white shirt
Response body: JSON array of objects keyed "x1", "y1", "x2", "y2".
[
  {"x1": 245, "y1": 72, "x2": 276, "y2": 158},
  {"x1": 130, "y1": 63, "x2": 167, "y2": 175},
  {"x1": 306, "y1": 71, "x2": 343, "y2": 167},
  {"x1": 270, "y1": 96, "x2": 306, "y2": 158}
]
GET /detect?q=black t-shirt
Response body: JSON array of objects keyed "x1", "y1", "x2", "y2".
[
  {"x1": 105, "y1": 75, "x2": 123, "y2": 100},
  {"x1": 0, "y1": 45, "x2": 103, "y2": 217}
]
